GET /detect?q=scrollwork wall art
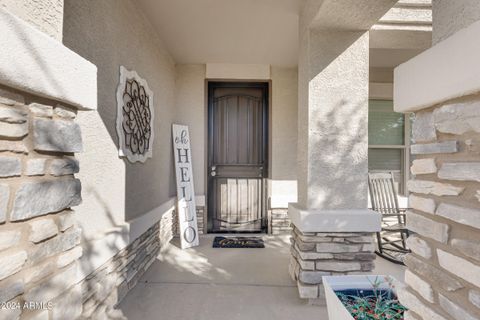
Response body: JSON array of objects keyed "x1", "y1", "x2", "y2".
[{"x1": 116, "y1": 66, "x2": 154, "y2": 163}]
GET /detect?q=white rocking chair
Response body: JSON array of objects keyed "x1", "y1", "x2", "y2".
[{"x1": 368, "y1": 172, "x2": 410, "y2": 265}]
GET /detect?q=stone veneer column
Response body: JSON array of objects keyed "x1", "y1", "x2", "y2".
[
  {"x1": 398, "y1": 99, "x2": 480, "y2": 320},
  {"x1": 289, "y1": 227, "x2": 376, "y2": 300},
  {"x1": 0, "y1": 88, "x2": 164, "y2": 320},
  {"x1": 394, "y1": 3, "x2": 480, "y2": 318},
  {"x1": 0, "y1": 87, "x2": 85, "y2": 320},
  {"x1": 290, "y1": 22, "x2": 381, "y2": 301}
]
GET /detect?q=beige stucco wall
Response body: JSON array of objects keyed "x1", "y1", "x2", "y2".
[
  {"x1": 173, "y1": 64, "x2": 299, "y2": 208},
  {"x1": 63, "y1": 0, "x2": 176, "y2": 273},
  {"x1": 297, "y1": 28, "x2": 370, "y2": 210},
  {"x1": 0, "y1": 0, "x2": 63, "y2": 40},
  {"x1": 270, "y1": 67, "x2": 298, "y2": 207},
  {"x1": 59, "y1": 0, "x2": 300, "y2": 273},
  {"x1": 432, "y1": 0, "x2": 480, "y2": 44},
  {"x1": 369, "y1": 67, "x2": 393, "y2": 100},
  {"x1": 174, "y1": 64, "x2": 206, "y2": 195}
]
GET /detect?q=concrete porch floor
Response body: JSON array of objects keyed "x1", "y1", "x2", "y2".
[{"x1": 118, "y1": 234, "x2": 405, "y2": 320}]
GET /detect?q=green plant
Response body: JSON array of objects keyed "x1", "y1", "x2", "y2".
[{"x1": 335, "y1": 276, "x2": 407, "y2": 320}]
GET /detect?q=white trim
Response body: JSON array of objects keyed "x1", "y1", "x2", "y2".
[
  {"x1": 270, "y1": 195, "x2": 297, "y2": 209},
  {"x1": 268, "y1": 179, "x2": 298, "y2": 209},
  {"x1": 116, "y1": 66, "x2": 154, "y2": 163},
  {"x1": 369, "y1": 145, "x2": 406, "y2": 149},
  {"x1": 288, "y1": 203, "x2": 381, "y2": 233},
  {"x1": 0, "y1": 8, "x2": 97, "y2": 110},
  {"x1": 394, "y1": 19, "x2": 480, "y2": 113},
  {"x1": 195, "y1": 195, "x2": 206, "y2": 207},
  {"x1": 77, "y1": 231, "x2": 128, "y2": 281},
  {"x1": 128, "y1": 197, "x2": 176, "y2": 241},
  {"x1": 403, "y1": 112, "x2": 411, "y2": 196},
  {"x1": 206, "y1": 63, "x2": 271, "y2": 80},
  {"x1": 323, "y1": 275, "x2": 399, "y2": 320},
  {"x1": 77, "y1": 197, "x2": 175, "y2": 281},
  {"x1": 127, "y1": 195, "x2": 204, "y2": 241},
  {"x1": 77, "y1": 194, "x2": 205, "y2": 280}
]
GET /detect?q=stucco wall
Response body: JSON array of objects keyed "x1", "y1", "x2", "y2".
[
  {"x1": 432, "y1": 0, "x2": 480, "y2": 44},
  {"x1": 174, "y1": 64, "x2": 299, "y2": 208},
  {"x1": 297, "y1": 28, "x2": 369, "y2": 210},
  {"x1": 174, "y1": 64, "x2": 206, "y2": 195},
  {"x1": 270, "y1": 67, "x2": 298, "y2": 208},
  {"x1": 63, "y1": 0, "x2": 176, "y2": 273},
  {"x1": 0, "y1": 0, "x2": 63, "y2": 40},
  {"x1": 61, "y1": 0, "x2": 300, "y2": 271}
]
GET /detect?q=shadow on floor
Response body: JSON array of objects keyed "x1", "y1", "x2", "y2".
[{"x1": 118, "y1": 234, "x2": 405, "y2": 320}]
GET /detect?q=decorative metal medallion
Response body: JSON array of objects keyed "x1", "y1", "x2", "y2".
[{"x1": 116, "y1": 66, "x2": 154, "y2": 163}]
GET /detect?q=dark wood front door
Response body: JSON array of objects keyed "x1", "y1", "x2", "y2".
[{"x1": 207, "y1": 82, "x2": 268, "y2": 233}]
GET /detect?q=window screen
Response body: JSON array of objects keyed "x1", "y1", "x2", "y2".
[
  {"x1": 368, "y1": 100, "x2": 404, "y2": 145},
  {"x1": 368, "y1": 149, "x2": 402, "y2": 172}
]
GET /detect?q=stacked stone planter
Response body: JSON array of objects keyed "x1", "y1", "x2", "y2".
[
  {"x1": 397, "y1": 95, "x2": 480, "y2": 320},
  {"x1": 0, "y1": 88, "x2": 84, "y2": 320},
  {"x1": 289, "y1": 225, "x2": 376, "y2": 301}
]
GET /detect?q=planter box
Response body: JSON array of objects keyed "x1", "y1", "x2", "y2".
[{"x1": 323, "y1": 275, "x2": 400, "y2": 320}]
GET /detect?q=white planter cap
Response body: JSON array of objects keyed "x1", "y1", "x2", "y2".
[{"x1": 288, "y1": 203, "x2": 381, "y2": 233}]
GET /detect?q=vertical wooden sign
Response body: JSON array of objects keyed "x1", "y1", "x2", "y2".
[{"x1": 172, "y1": 124, "x2": 199, "y2": 249}]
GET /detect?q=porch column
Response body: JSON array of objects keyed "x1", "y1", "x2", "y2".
[
  {"x1": 297, "y1": 30, "x2": 371, "y2": 211},
  {"x1": 288, "y1": 1, "x2": 394, "y2": 301}
]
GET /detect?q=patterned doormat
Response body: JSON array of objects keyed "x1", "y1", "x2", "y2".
[{"x1": 212, "y1": 236, "x2": 265, "y2": 248}]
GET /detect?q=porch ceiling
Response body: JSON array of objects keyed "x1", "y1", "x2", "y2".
[
  {"x1": 137, "y1": 0, "x2": 303, "y2": 67},
  {"x1": 370, "y1": 48, "x2": 426, "y2": 68}
]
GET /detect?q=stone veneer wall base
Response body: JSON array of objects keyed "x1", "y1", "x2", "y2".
[
  {"x1": 172, "y1": 206, "x2": 205, "y2": 236},
  {"x1": 270, "y1": 208, "x2": 292, "y2": 235},
  {"x1": 79, "y1": 219, "x2": 172, "y2": 319}
]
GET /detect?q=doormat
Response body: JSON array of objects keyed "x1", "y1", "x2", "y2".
[{"x1": 212, "y1": 236, "x2": 265, "y2": 248}]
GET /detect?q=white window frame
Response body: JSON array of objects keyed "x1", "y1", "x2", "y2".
[{"x1": 368, "y1": 100, "x2": 411, "y2": 196}]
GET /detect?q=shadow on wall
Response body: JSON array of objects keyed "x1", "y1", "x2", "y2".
[
  {"x1": 308, "y1": 30, "x2": 367, "y2": 82},
  {"x1": 307, "y1": 98, "x2": 368, "y2": 209},
  {"x1": 7, "y1": 8, "x2": 69, "y2": 104},
  {"x1": 299, "y1": 29, "x2": 369, "y2": 210},
  {"x1": 78, "y1": 187, "x2": 127, "y2": 314},
  {"x1": 313, "y1": 100, "x2": 368, "y2": 208},
  {"x1": 62, "y1": 0, "x2": 178, "y2": 224}
]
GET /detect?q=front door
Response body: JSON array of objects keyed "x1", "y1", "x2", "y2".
[{"x1": 207, "y1": 82, "x2": 268, "y2": 233}]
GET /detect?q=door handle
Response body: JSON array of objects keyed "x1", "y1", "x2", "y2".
[{"x1": 211, "y1": 166, "x2": 216, "y2": 177}]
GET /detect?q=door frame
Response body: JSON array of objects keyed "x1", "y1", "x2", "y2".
[{"x1": 205, "y1": 81, "x2": 270, "y2": 233}]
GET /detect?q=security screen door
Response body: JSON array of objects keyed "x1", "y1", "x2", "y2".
[{"x1": 207, "y1": 82, "x2": 268, "y2": 233}]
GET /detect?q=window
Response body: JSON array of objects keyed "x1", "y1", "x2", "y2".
[{"x1": 368, "y1": 100, "x2": 410, "y2": 195}]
